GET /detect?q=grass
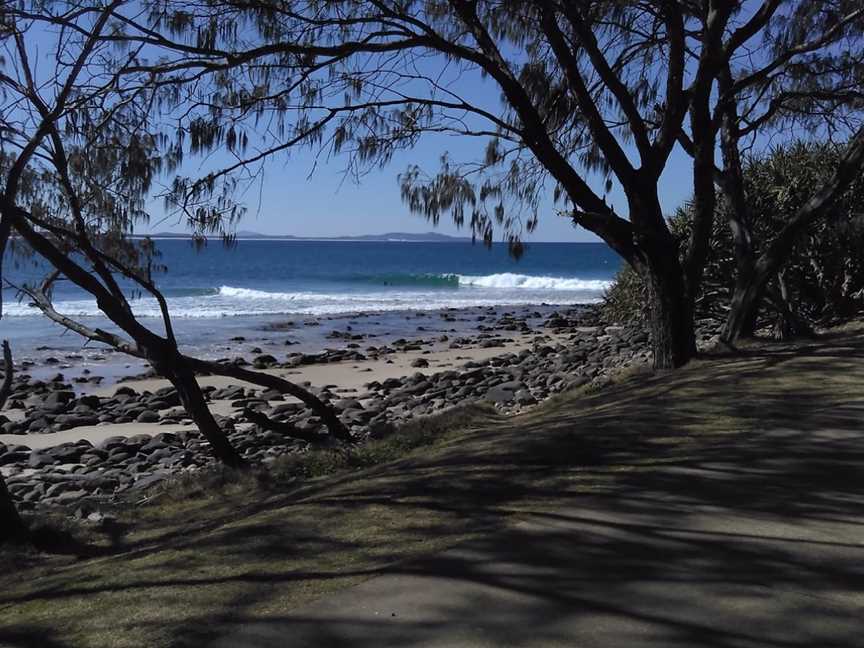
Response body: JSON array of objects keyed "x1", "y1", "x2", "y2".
[
  {"x1": 2, "y1": 330, "x2": 864, "y2": 647},
  {"x1": 0, "y1": 404, "x2": 506, "y2": 648},
  {"x1": 136, "y1": 402, "x2": 498, "y2": 506}
]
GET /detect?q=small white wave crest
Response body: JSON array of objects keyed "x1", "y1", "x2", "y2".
[
  {"x1": 456, "y1": 273, "x2": 611, "y2": 291},
  {"x1": 218, "y1": 286, "x2": 308, "y2": 301}
]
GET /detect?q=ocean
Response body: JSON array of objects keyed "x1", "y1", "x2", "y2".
[{"x1": 0, "y1": 240, "x2": 621, "y2": 374}]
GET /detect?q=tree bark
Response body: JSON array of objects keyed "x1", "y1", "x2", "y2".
[
  {"x1": 628, "y1": 180, "x2": 698, "y2": 370},
  {"x1": 0, "y1": 340, "x2": 12, "y2": 410},
  {"x1": 0, "y1": 342, "x2": 27, "y2": 545},
  {"x1": 723, "y1": 268, "x2": 763, "y2": 341},
  {"x1": 0, "y1": 473, "x2": 28, "y2": 545},
  {"x1": 160, "y1": 355, "x2": 247, "y2": 469},
  {"x1": 716, "y1": 65, "x2": 763, "y2": 342},
  {"x1": 641, "y1": 256, "x2": 697, "y2": 369}
]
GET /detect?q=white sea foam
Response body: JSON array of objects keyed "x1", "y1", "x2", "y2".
[
  {"x1": 456, "y1": 273, "x2": 612, "y2": 291},
  {"x1": 218, "y1": 286, "x2": 313, "y2": 301},
  {"x1": 3, "y1": 274, "x2": 610, "y2": 319}
]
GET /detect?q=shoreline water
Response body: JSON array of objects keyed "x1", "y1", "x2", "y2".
[
  {"x1": 7, "y1": 303, "x2": 596, "y2": 386},
  {"x1": 0, "y1": 237, "x2": 647, "y2": 512},
  {"x1": 1, "y1": 239, "x2": 621, "y2": 362}
]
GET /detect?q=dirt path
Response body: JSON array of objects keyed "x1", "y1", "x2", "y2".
[
  {"x1": 211, "y1": 335, "x2": 864, "y2": 647},
  {"x1": 3, "y1": 332, "x2": 864, "y2": 648}
]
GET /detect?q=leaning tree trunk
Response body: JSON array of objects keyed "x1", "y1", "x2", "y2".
[
  {"x1": 722, "y1": 124, "x2": 864, "y2": 343},
  {"x1": 722, "y1": 267, "x2": 765, "y2": 342},
  {"x1": 718, "y1": 67, "x2": 761, "y2": 343},
  {"x1": 183, "y1": 356, "x2": 352, "y2": 443},
  {"x1": 0, "y1": 476, "x2": 28, "y2": 544},
  {"x1": 0, "y1": 340, "x2": 27, "y2": 544},
  {"x1": 0, "y1": 474, "x2": 28, "y2": 545},
  {"x1": 159, "y1": 355, "x2": 247, "y2": 469}
]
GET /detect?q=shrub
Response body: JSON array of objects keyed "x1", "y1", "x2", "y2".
[{"x1": 602, "y1": 141, "x2": 864, "y2": 331}]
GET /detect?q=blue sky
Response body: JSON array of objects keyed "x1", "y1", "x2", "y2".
[
  {"x1": 147, "y1": 130, "x2": 696, "y2": 243},
  {"x1": 15, "y1": 4, "x2": 744, "y2": 243},
  {"x1": 146, "y1": 85, "x2": 697, "y2": 243},
  {"x1": 138, "y1": 15, "x2": 700, "y2": 243},
  {"x1": 143, "y1": 0, "x2": 838, "y2": 243}
]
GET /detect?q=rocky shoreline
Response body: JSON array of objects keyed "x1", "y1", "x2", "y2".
[{"x1": 0, "y1": 305, "x2": 719, "y2": 513}]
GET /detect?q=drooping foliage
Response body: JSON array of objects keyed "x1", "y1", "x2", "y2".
[
  {"x1": 115, "y1": 0, "x2": 864, "y2": 366},
  {"x1": 0, "y1": 0, "x2": 863, "y2": 363},
  {"x1": 0, "y1": 2, "x2": 354, "y2": 480}
]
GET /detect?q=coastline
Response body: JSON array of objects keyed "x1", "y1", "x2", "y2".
[
  {"x1": 4, "y1": 303, "x2": 603, "y2": 386},
  {"x1": 0, "y1": 303, "x2": 670, "y2": 511}
]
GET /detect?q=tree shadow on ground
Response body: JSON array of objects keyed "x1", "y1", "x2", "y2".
[{"x1": 3, "y1": 334, "x2": 864, "y2": 647}]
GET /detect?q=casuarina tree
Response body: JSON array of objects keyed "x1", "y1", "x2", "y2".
[
  {"x1": 0, "y1": 3, "x2": 353, "y2": 478},
  {"x1": 0, "y1": 340, "x2": 28, "y2": 544},
  {"x1": 674, "y1": 2, "x2": 864, "y2": 341},
  {"x1": 101, "y1": 1, "x2": 862, "y2": 367}
]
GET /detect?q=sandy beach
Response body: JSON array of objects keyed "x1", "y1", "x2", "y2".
[
  {"x1": 0, "y1": 304, "x2": 658, "y2": 508},
  {"x1": 2, "y1": 330, "x2": 542, "y2": 450}
]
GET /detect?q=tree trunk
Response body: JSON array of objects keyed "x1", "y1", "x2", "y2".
[
  {"x1": 0, "y1": 339, "x2": 27, "y2": 544},
  {"x1": 182, "y1": 356, "x2": 352, "y2": 443},
  {"x1": 721, "y1": 124, "x2": 864, "y2": 344},
  {"x1": 716, "y1": 65, "x2": 763, "y2": 344},
  {"x1": 0, "y1": 473, "x2": 28, "y2": 545},
  {"x1": 162, "y1": 356, "x2": 247, "y2": 469},
  {"x1": 0, "y1": 340, "x2": 12, "y2": 410},
  {"x1": 768, "y1": 272, "x2": 813, "y2": 340},
  {"x1": 626, "y1": 176, "x2": 698, "y2": 370},
  {"x1": 722, "y1": 267, "x2": 764, "y2": 342},
  {"x1": 644, "y1": 262, "x2": 697, "y2": 369}
]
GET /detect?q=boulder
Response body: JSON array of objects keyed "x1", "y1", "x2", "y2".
[
  {"x1": 136, "y1": 410, "x2": 160, "y2": 423},
  {"x1": 77, "y1": 394, "x2": 102, "y2": 410},
  {"x1": 252, "y1": 354, "x2": 278, "y2": 368},
  {"x1": 484, "y1": 380, "x2": 526, "y2": 404}
]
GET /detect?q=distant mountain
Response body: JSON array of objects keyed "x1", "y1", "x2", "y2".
[{"x1": 142, "y1": 231, "x2": 472, "y2": 242}]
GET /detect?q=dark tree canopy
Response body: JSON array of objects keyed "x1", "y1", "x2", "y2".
[
  {"x1": 604, "y1": 140, "x2": 864, "y2": 332},
  {"x1": 0, "y1": 0, "x2": 863, "y2": 543},
  {"x1": 90, "y1": 0, "x2": 861, "y2": 365},
  {"x1": 2, "y1": 0, "x2": 864, "y2": 366}
]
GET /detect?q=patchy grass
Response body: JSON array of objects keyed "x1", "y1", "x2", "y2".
[
  {"x1": 271, "y1": 403, "x2": 497, "y2": 479},
  {"x1": 137, "y1": 402, "x2": 497, "y2": 509},
  {"x1": 0, "y1": 403, "x2": 506, "y2": 648},
  {"x1": 3, "y1": 331, "x2": 864, "y2": 647}
]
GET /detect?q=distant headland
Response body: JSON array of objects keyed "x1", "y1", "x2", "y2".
[{"x1": 139, "y1": 231, "x2": 473, "y2": 242}]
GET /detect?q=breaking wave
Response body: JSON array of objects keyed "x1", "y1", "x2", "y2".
[
  {"x1": 2, "y1": 273, "x2": 610, "y2": 320},
  {"x1": 456, "y1": 273, "x2": 611, "y2": 291}
]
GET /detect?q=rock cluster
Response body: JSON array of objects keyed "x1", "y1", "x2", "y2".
[
  {"x1": 0, "y1": 380, "x2": 182, "y2": 435},
  {"x1": 1, "y1": 306, "x2": 706, "y2": 511}
]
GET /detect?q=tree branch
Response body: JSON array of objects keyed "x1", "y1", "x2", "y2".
[
  {"x1": 560, "y1": 4, "x2": 653, "y2": 163},
  {"x1": 182, "y1": 357, "x2": 353, "y2": 444},
  {"x1": 242, "y1": 407, "x2": 339, "y2": 446}
]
